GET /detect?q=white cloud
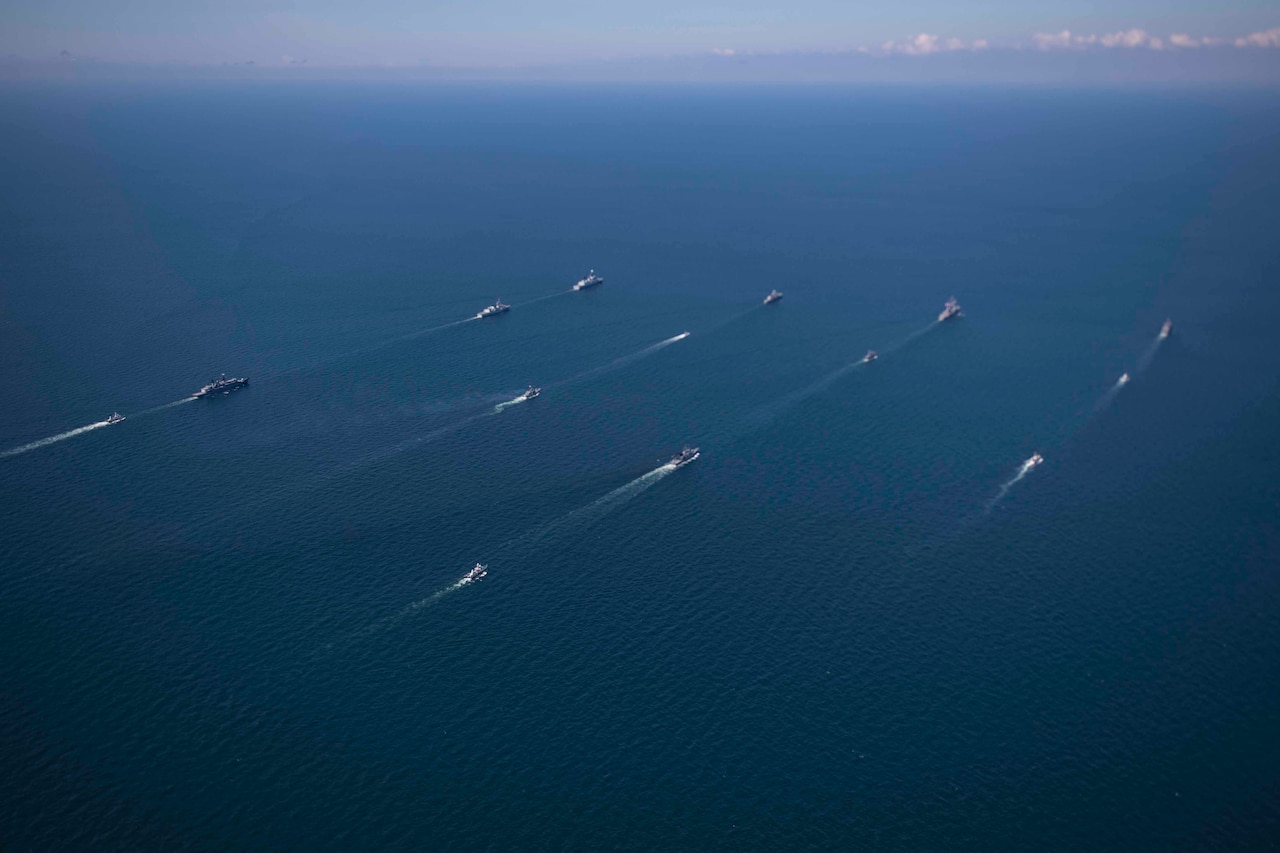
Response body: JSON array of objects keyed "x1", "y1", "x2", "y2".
[
  {"x1": 710, "y1": 47, "x2": 736, "y2": 56},
  {"x1": 904, "y1": 33, "x2": 940, "y2": 55},
  {"x1": 880, "y1": 33, "x2": 986, "y2": 55},
  {"x1": 868, "y1": 25, "x2": 1275, "y2": 58},
  {"x1": 1098, "y1": 29, "x2": 1161, "y2": 49},
  {"x1": 1235, "y1": 28, "x2": 1280, "y2": 48},
  {"x1": 1033, "y1": 30, "x2": 1073, "y2": 50},
  {"x1": 1033, "y1": 27, "x2": 1169, "y2": 51}
]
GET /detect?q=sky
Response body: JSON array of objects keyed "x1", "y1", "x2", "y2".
[{"x1": 2, "y1": 0, "x2": 1279, "y2": 81}]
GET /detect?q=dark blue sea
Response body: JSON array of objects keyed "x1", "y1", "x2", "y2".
[{"x1": 1, "y1": 83, "x2": 1278, "y2": 849}]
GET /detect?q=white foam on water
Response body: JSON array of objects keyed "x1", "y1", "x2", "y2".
[
  {"x1": 986, "y1": 454, "x2": 1043, "y2": 513},
  {"x1": 1093, "y1": 372, "x2": 1131, "y2": 412},
  {"x1": 362, "y1": 332, "x2": 692, "y2": 467},
  {"x1": 1136, "y1": 330, "x2": 1165, "y2": 374},
  {"x1": 546, "y1": 461, "x2": 679, "y2": 534},
  {"x1": 349, "y1": 458, "x2": 688, "y2": 643},
  {"x1": 513, "y1": 288, "x2": 574, "y2": 308},
  {"x1": 560, "y1": 332, "x2": 690, "y2": 386},
  {"x1": 0, "y1": 420, "x2": 110, "y2": 460},
  {"x1": 135, "y1": 395, "x2": 198, "y2": 416},
  {"x1": 493, "y1": 393, "x2": 529, "y2": 413},
  {"x1": 737, "y1": 320, "x2": 933, "y2": 434},
  {"x1": 2, "y1": 394, "x2": 206, "y2": 461}
]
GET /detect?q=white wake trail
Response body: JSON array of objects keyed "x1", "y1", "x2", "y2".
[
  {"x1": 134, "y1": 396, "x2": 198, "y2": 416},
  {"x1": 531, "y1": 461, "x2": 679, "y2": 541},
  {"x1": 1136, "y1": 329, "x2": 1167, "y2": 374},
  {"x1": 560, "y1": 332, "x2": 690, "y2": 386},
  {"x1": 348, "y1": 458, "x2": 687, "y2": 642},
  {"x1": 350, "y1": 333, "x2": 690, "y2": 472},
  {"x1": 741, "y1": 354, "x2": 872, "y2": 431},
  {"x1": 373, "y1": 566, "x2": 489, "y2": 630},
  {"x1": 0, "y1": 420, "x2": 111, "y2": 460},
  {"x1": 1093, "y1": 371, "x2": 1131, "y2": 413},
  {"x1": 986, "y1": 453, "x2": 1044, "y2": 513},
  {"x1": 1, "y1": 394, "x2": 203, "y2": 461},
  {"x1": 513, "y1": 289, "x2": 575, "y2": 308},
  {"x1": 494, "y1": 393, "x2": 530, "y2": 413},
  {"x1": 737, "y1": 321, "x2": 933, "y2": 434}
]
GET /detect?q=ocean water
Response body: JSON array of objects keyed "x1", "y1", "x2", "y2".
[{"x1": 1, "y1": 83, "x2": 1278, "y2": 849}]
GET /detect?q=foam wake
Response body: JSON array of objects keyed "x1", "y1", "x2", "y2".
[
  {"x1": 561, "y1": 332, "x2": 690, "y2": 386},
  {"x1": 1093, "y1": 371, "x2": 1131, "y2": 412},
  {"x1": 362, "y1": 460, "x2": 683, "y2": 636},
  {"x1": 0, "y1": 394, "x2": 206, "y2": 461},
  {"x1": 134, "y1": 395, "x2": 198, "y2": 416},
  {"x1": 348, "y1": 333, "x2": 691, "y2": 472},
  {"x1": 379, "y1": 565, "x2": 488, "y2": 626},
  {"x1": 986, "y1": 452, "x2": 1044, "y2": 513},
  {"x1": 1136, "y1": 327, "x2": 1167, "y2": 374},
  {"x1": 737, "y1": 321, "x2": 932, "y2": 434},
  {"x1": 494, "y1": 392, "x2": 531, "y2": 412},
  {"x1": 0, "y1": 420, "x2": 111, "y2": 460},
  {"x1": 528, "y1": 461, "x2": 680, "y2": 542}
]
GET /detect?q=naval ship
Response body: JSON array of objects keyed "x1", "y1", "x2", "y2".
[
  {"x1": 462, "y1": 563, "x2": 487, "y2": 584},
  {"x1": 477, "y1": 299, "x2": 510, "y2": 318},
  {"x1": 669, "y1": 446, "x2": 700, "y2": 468},
  {"x1": 574, "y1": 270, "x2": 604, "y2": 291},
  {"x1": 1160, "y1": 318, "x2": 1172, "y2": 339},
  {"x1": 195, "y1": 374, "x2": 249, "y2": 398},
  {"x1": 519, "y1": 385, "x2": 541, "y2": 400},
  {"x1": 106, "y1": 412, "x2": 126, "y2": 425},
  {"x1": 764, "y1": 289, "x2": 783, "y2": 305},
  {"x1": 939, "y1": 297, "x2": 963, "y2": 322},
  {"x1": 864, "y1": 350, "x2": 878, "y2": 362}
]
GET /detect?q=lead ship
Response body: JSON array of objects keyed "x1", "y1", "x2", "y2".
[
  {"x1": 106, "y1": 412, "x2": 126, "y2": 425},
  {"x1": 669, "y1": 446, "x2": 700, "y2": 468},
  {"x1": 518, "y1": 384, "x2": 541, "y2": 400},
  {"x1": 574, "y1": 270, "x2": 604, "y2": 291},
  {"x1": 1027, "y1": 452, "x2": 1044, "y2": 468},
  {"x1": 938, "y1": 296, "x2": 963, "y2": 322},
  {"x1": 477, "y1": 298, "x2": 510, "y2": 318},
  {"x1": 462, "y1": 563, "x2": 487, "y2": 584},
  {"x1": 764, "y1": 289, "x2": 783, "y2": 305},
  {"x1": 864, "y1": 350, "x2": 878, "y2": 362},
  {"x1": 195, "y1": 374, "x2": 248, "y2": 398},
  {"x1": 1160, "y1": 318, "x2": 1172, "y2": 339}
]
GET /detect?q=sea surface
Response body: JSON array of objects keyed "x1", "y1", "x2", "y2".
[{"x1": 1, "y1": 83, "x2": 1278, "y2": 849}]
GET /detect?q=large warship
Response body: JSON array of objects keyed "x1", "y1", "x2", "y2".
[
  {"x1": 477, "y1": 299, "x2": 510, "y2": 318},
  {"x1": 574, "y1": 270, "x2": 604, "y2": 291},
  {"x1": 195, "y1": 374, "x2": 249, "y2": 398},
  {"x1": 764, "y1": 289, "x2": 783, "y2": 305},
  {"x1": 669, "y1": 446, "x2": 700, "y2": 468}
]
